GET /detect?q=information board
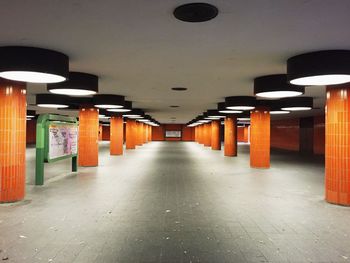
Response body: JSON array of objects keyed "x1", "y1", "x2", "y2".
[
  {"x1": 48, "y1": 123, "x2": 78, "y2": 160},
  {"x1": 165, "y1": 130, "x2": 181, "y2": 138}
]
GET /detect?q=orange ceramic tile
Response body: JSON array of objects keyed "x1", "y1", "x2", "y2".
[
  {"x1": 325, "y1": 85, "x2": 350, "y2": 205},
  {"x1": 78, "y1": 107, "x2": 99, "y2": 167},
  {"x1": 110, "y1": 116, "x2": 123, "y2": 155},
  {"x1": 0, "y1": 78, "x2": 26, "y2": 203},
  {"x1": 126, "y1": 119, "x2": 136, "y2": 149},
  {"x1": 224, "y1": 116, "x2": 237, "y2": 157},
  {"x1": 250, "y1": 107, "x2": 270, "y2": 168},
  {"x1": 211, "y1": 120, "x2": 221, "y2": 150},
  {"x1": 270, "y1": 118, "x2": 299, "y2": 151}
]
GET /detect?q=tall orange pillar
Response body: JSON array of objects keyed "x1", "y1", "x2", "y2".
[
  {"x1": 110, "y1": 116, "x2": 123, "y2": 155},
  {"x1": 211, "y1": 120, "x2": 221, "y2": 150},
  {"x1": 250, "y1": 107, "x2": 270, "y2": 168},
  {"x1": 137, "y1": 122, "x2": 143, "y2": 146},
  {"x1": 0, "y1": 79, "x2": 26, "y2": 203},
  {"x1": 204, "y1": 123, "x2": 211, "y2": 147},
  {"x1": 126, "y1": 119, "x2": 136, "y2": 149},
  {"x1": 143, "y1": 124, "x2": 148, "y2": 143},
  {"x1": 325, "y1": 85, "x2": 350, "y2": 205},
  {"x1": 198, "y1": 125, "x2": 202, "y2": 144},
  {"x1": 224, "y1": 115, "x2": 237, "y2": 156},
  {"x1": 78, "y1": 107, "x2": 99, "y2": 167},
  {"x1": 148, "y1": 125, "x2": 152, "y2": 141}
]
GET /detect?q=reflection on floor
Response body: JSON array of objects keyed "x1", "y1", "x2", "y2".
[{"x1": 1, "y1": 141, "x2": 349, "y2": 263}]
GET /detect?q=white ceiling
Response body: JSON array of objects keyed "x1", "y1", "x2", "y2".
[{"x1": 1, "y1": 0, "x2": 350, "y2": 123}]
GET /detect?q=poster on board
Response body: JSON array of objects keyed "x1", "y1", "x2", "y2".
[
  {"x1": 48, "y1": 124, "x2": 78, "y2": 160},
  {"x1": 165, "y1": 130, "x2": 181, "y2": 138}
]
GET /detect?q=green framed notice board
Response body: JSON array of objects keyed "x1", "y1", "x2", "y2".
[{"x1": 35, "y1": 114, "x2": 78, "y2": 185}]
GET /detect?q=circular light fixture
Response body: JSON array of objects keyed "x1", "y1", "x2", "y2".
[
  {"x1": 0, "y1": 46, "x2": 69, "y2": 83},
  {"x1": 47, "y1": 72, "x2": 98, "y2": 96},
  {"x1": 170, "y1": 105, "x2": 180, "y2": 108},
  {"x1": 205, "y1": 109, "x2": 226, "y2": 119},
  {"x1": 27, "y1": 110, "x2": 36, "y2": 118},
  {"x1": 93, "y1": 94, "x2": 125, "y2": 109},
  {"x1": 123, "y1": 109, "x2": 144, "y2": 118},
  {"x1": 217, "y1": 102, "x2": 243, "y2": 114},
  {"x1": 270, "y1": 110, "x2": 290, "y2": 114},
  {"x1": 173, "y1": 3, "x2": 218, "y2": 23},
  {"x1": 237, "y1": 117, "x2": 250, "y2": 121},
  {"x1": 287, "y1": 50, "x2": 350, "y2": 86},
  {"x1": 254, "y1": 74, "x2": 305, "y2": 98},
  {"x1": 36, "y1": 94, "x2": 69, "y2": 108},
  {"x1": 107, "y1": 101, "x2": 132, "y2": 113},
  {"x1": 171, "y1": 87, "x2": 187, "y2": 91},
  {"x1": 280, "y1": 97, "x2": 313, "y2": 111},
  {"x1": 225, "y1": 96, "x2": 256, "y2": 111}
]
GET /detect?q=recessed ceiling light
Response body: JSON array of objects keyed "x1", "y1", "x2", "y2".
[
  {"x1": 217, "y1": 102, "x2": 242, "y2": 114},
  {"x1": 0, "y1": 46, "x2": 69, "y2": 83},
  {"x1": 270, "y1": 110, "x2": 290, "y2": 114},
  {"x1": 93, "y1": 94, "x2": 125, "y2": 109},
  {"x1": 36, "y1": 94, "x2": 69, "y2": 108},
  {"x1": 254, "y1": 74, "x2": 305, "y2": 98},
  {"x1": 171, "y1": 87, "x2": 187, "y2": 91},
  {"x1": 287, "y1": 50, "x2": 350, "y2": 86},
  {"x1": 225, "y1": 96, "x2": 256, "y2": 111},
  {"x1": 280, "y1": 97, "x2": 313, "y2": 111},
  {"x1": 47, "y1": 72, "x2": 98, "y2": 96},
  {"x1": 173, "y1": 3, "x2": 218, "y2": 23},
  {"x1": 170, "y1": 105, "x2": 180, "y2": 108}
]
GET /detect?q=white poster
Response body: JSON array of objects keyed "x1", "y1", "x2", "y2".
[
  {"x1": 165, "y1": 130, "x2": 181, "y2": 138},
  {"x1": 48, "y1": 124, "x2": 78, "y2": 160}
]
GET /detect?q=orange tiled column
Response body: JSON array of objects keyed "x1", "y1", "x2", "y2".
[
  {"x1": 250, "y1": 107, "x2": 270, "y2": 168},
  {"x1": 110, "y1": 116, "x2": 123, "y2": 155},
  {"x1": 126, "y1": 119, "x2": 136, "y2": 149},
  {"x1": 224, "y1": 115, "x2": 237, "y2": 156},
  {"x1": 143, "y1": 124, "x2": 148, "y2": 143},
  {"x1": 78, "y1": 107, "x2": 99, "y2": 167},
  {"x1": 211, "y1": 120, "x2": 221, "y2": 150},
  {"x1": 204, "y1": 123, "x2": 211, "y2": 147},
  {"x1": 198, "y1": 125, "x2": 202, "y2": 144},
  {"x1": 148, "y1": 125, "x2": 152, "y2": 141},
  {"x1": 194, "y1": 126, "x2": 198, "y2": 142},
  {"x1": 137, "y1": 122, "x2": 143, "y2": 146},
  {"x1": 0, "y1": 79, "x2": 26, "y2": 203},
  {"x1": 325, "y1": 85, "x2": 350, "y2": 205}
]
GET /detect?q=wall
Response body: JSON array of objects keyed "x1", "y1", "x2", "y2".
[
  {"x1": 26, "y1": 119, "x2": 36, "y2": 144},
  {"x1": 102, "y1": 125, "x2": 110, "y2": 141},
  {"x1": 237, "y1": 126, "x2": 249, "y2": 142},
  {"x1": 270, "y1": 119, "x2": 300, "y2": 151},
  {"x1": 313, "y1": 115, "x2": 325, "y2": 155},
  {"x1": 152, "y1": 124, "x2": 194, "y2": 141}
]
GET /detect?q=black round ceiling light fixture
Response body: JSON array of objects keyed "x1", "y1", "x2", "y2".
[
  {"x1": 225, "y1": 96, "x2": 256, "y2": 111},
  {"x1": 47, "y1": 72, "x2": 98, "y2": 96},
  {"x1": 254, "y1": 74, "x2": 305, "y2": 98},
  {"x1": 280, "y1": 97, "x2": 313, "y2": 111},
  {"x1": 173, "y1": 3, "x2": 218, "y2": 22},
  {"x1": 287, "y1": 50, "x2": 350, "y2": 86},
  {"x1": 217, "y1": 102, "x2": 242, "y2": 114},
  {"x1": 0, "y1": 46, "x2": 69, "y2": 83},
  {"x1": 93, "y1": 94, "x2": 125, "y2": 109},
  {"x1": 36, "y1": 93, "x2": 69, "y2": 108}
]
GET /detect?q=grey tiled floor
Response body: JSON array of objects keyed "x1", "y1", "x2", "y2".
[{"x1": 1, "y1": 142, "x2": 350, "y2": 263}]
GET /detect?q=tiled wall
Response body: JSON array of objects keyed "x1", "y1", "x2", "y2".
[
  {"x1": 314, "y1": 116, "x2": 325, "y2": 155},
  {"x1": 102, "y1": 125, "x2": 110, "y2": 141},
  {"x1": 237, "y1": 127, "x2": 249, "y2": 142},
  {"x1": 26, "y1": 119, "x2": 36, "y2": 144},
  {"x1": 152, "y1": 124, "x2": 194, "y2": 141},
  {"x1": 270, "y1": 118, "x2": 300, "y2": 151}
]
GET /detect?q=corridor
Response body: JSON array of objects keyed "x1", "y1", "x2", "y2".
[{"x1": 0, "y1": 142, "x2": 348, "y2": 263}]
